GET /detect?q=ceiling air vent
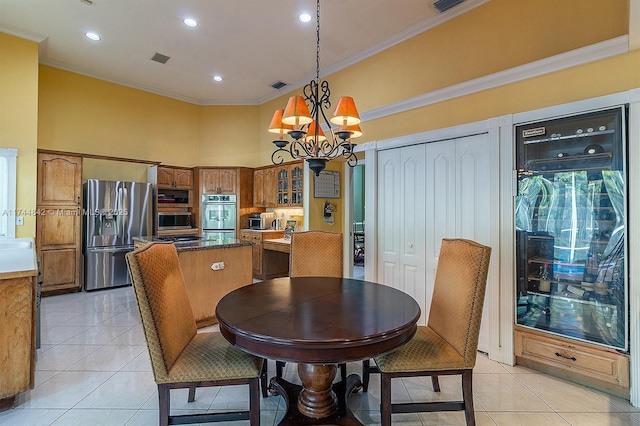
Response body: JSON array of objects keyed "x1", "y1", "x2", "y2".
[
  {"x1": 433, "y1": 0, "x2": 466, "y2": 13},
  {"x1": 270, "y1": 81, "x2": 287, "y2": 90},
  {"x1": 151, "y1": 52, "x2": 171, "y2": 64}
]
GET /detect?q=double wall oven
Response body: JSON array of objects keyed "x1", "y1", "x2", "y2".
[{"x1": 202, "y1": 194, "x2": 237, "y2": 242}]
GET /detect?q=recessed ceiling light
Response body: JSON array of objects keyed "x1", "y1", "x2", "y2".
[
  {"x1": 85, "y1": 32, "x2": 101, "y2": 41},
  {"x1": 212, "y1": 75, "x2": 223, "y2": 82},
  {"x1": 183, "y1": 18, "x2": 197, "y2": 27},
  {"x1": 298, "y1": 13, "x2": 312, "y2": 23}
]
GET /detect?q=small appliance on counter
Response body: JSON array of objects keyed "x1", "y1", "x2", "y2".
[{"x1": 248, "y1": 212, "x2": 275, "y2": 229}]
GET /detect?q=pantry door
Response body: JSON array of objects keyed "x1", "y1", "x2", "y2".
[
  {"x1": 425, "y1": 134, "x2": 496, "y2": 353},
  {"x1": 377, "y1": 144, "x2": 427, "y2": 321}
]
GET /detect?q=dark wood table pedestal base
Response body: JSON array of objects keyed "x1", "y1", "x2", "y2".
[{"x1": 270, "y1": 364, "x2": 364, "y2": 426}]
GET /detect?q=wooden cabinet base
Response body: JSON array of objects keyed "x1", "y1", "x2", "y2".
[
  {"x1": 515, "y1": 327, "x2": 629, "y2": 398},
  {"x1": 0, "y1": 274, "x2": 36, "y2": 400},
  {"x1": 240, "y1": 230, "x2": 285, "y2": 279},
  {"x1": 178, "y1": 246, "x2": 253, "y2": 327},
  {"x1": 40, "y1": 248, "x2": 80, "y2": 296},
  {"x1": 0, "y1": 395, "x2": 16, "y2": 412}
]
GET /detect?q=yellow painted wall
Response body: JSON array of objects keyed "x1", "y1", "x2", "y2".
[
  {"x1": 38, "y1": 66, "x2": 200, "y2": 167},
  {"x1": 82, "y1": 158, "x2": 150, "y2": 183},
  {"x1": 198, "y1": 105, "x2": 261, "y2": 167},
  {"x1": 0, "y1": 33, "x2": 39, "y2": 238}
]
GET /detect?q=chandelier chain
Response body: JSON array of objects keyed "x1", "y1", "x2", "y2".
[{"x1": 315, "y1": 0, "x2": 320, "y2": 82}]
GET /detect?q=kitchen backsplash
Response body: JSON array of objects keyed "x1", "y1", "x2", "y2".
[{"x1": 270, "y1": 208, "x2": 304, "y2": 231}]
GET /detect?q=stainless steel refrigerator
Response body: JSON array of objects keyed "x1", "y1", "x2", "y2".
[{"x1": 83, "y1": 179, "x2": 153, "y2": 291}]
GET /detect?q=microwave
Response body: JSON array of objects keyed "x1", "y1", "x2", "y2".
[
  {"x1": 248, "y1": 212, "x2": 275, "y2": 230},
  {"x1": 158, "y1": 212, "x2": 193, "y2": 231}
]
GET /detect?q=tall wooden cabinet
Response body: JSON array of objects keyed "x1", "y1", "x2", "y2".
[{"x1": 36, "y1": 153, "x2": 82, "y2": 295}]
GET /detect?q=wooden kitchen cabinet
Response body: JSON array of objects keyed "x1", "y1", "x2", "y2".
[
  {"x1": 0, "y1": 271, "x2": 37, "y2": 404},
  {"x1": 37, "y1": 152, "x2": 82, "y2": 295},
  {"x1": 157, "y1": 166, "x2": 193, "y2": 189},
  {"x1": 276, "y1": 162, "x2": 303, "y2": 207},
  {"x1": 200, "y1": 168, "x2": 237, "y2": 194},
  {"x1": 37, "y1": 208, "x2": 81, "y2": 293},
  {"x1": 240, "y1": 230, "x2": 285, "y2": 279},
  {"x1": 37, "y1": 153, "x2": 82, "y2": 206},
  {"x1": 253, "y1": 167, "x2": 277, "y2": 207}
]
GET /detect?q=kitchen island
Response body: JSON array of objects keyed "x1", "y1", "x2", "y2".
[
  {"x1": 133, "y1": 236, "x2": 253, "y2": 327},
  {"x1": 0, "y1": 238, "x2": 38, "y2": 409}
]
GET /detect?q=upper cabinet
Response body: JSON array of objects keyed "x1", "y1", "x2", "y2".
[
  {"x1": 201, "y1": 168, "x2": 237, "y2": 194},
  {"x1": 157, "y1": 166, "x2": 193, "y2": 189},
  {"x1": 276, "y1": 162, "x2": 303, "y2": 207},
  {"x1": 37, "y1": 153, "x2": 82, "y2": 206},
  {"x1": 253, "y1": 168, "x2": 277, "y2": 207}
]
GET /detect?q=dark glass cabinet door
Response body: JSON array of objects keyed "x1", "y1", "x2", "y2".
[{"x1": 515, "y1": 106, "x2": 628, "y2": 351}]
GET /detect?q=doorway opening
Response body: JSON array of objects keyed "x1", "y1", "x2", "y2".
[{"x1": 353, "y1": 164, "x2": 365, "y2": 279}]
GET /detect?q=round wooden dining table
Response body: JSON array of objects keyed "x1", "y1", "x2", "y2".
[{"x1": 216, "y1": 276, "x2": 421, "y2": 425}]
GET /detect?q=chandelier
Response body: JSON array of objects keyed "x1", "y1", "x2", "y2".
[{"x1": 268, "y1": 0, "x2": 362, "y2": 176}]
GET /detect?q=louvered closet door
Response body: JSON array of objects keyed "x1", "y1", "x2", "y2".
[
  {"x1": 377, "y1": 134, "x2": 496, "y2": 354},
  {"x1": 377, "y1": 145, "x2": 427, "y2": 320},
  {"x1": 454, "y1": 134, "x2": 495, "y2": 353},
  {"x1": 424, "y1": 141, "x2": 457, "y2": 323},
  {"x1": 424, "y1": 134, "x2": 494, "y2": 350}
]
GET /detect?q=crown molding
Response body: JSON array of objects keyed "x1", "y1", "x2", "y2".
[
  {"x1": 361, "y1": 36, "x2": 629, "y2": 123},
  {"x1": 0, "y1": 22, "x2": 47, "y2": 43}
]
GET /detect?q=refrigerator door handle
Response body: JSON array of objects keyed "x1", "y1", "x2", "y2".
[{"x1": 88, "y1": 246, "x2": 134, "y2": 254}]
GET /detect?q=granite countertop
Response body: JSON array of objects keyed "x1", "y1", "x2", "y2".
[{"x1": 134, "y1": 236, "x2": 252, "y2": 252}]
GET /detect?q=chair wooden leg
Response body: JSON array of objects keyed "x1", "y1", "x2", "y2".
[
  {"x1": 462, "y1": 369, "x2": 475, "y2": 426},
  {"x1": 249, "y1": 377, "x2": 260, "y2": 426},
  {"x1": 276, "y1": 360, "x2": 285, "y2": 378},
  {"x1": 187, "y1": 386, "x2": 196, "y2": 402},
  {"x1": 380, "y1": 373, "x2": 392, "y2": 426},
  {"x1": 158, "y1": 384, "x2": 170, "y2": 426},
  {"x1": 340, "y1": 362, "x2": 347, "y2": 383},
  {"x1": 362, "y1": 359, "x2": 371, "y2": 392},
  {"x1": 431, "y1": 375, "x2": 441, "y2": 392}
]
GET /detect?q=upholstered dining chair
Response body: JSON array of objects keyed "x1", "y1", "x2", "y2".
[
  {"x1": 362, "y1": 238, "x2": 491, "y2": 426},
  {"x1": 275, "y1": 230, "x2": 347, "y2": 382},
  {"x1": 289, "y1": 229, "x2": 344, "y2": 278},
  {"x1": 126, "y1": 242, "x2": 265, "y2": 426}
]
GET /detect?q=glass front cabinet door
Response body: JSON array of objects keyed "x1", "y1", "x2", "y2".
[{"x1": 515, "y1": 106, "x2": 628, "y2": 351}]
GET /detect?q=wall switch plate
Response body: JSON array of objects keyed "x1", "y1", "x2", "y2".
[
  {"x1": 211, "y1": 262, "x2": 225, "y2": 270},
  {"x1": 16, "y1": 216, "x2": 24, "y2": 226}
]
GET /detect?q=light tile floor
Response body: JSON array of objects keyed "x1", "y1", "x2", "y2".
[{"x1": 1, "y1": 285, "x2": 639, "y2": 425}]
